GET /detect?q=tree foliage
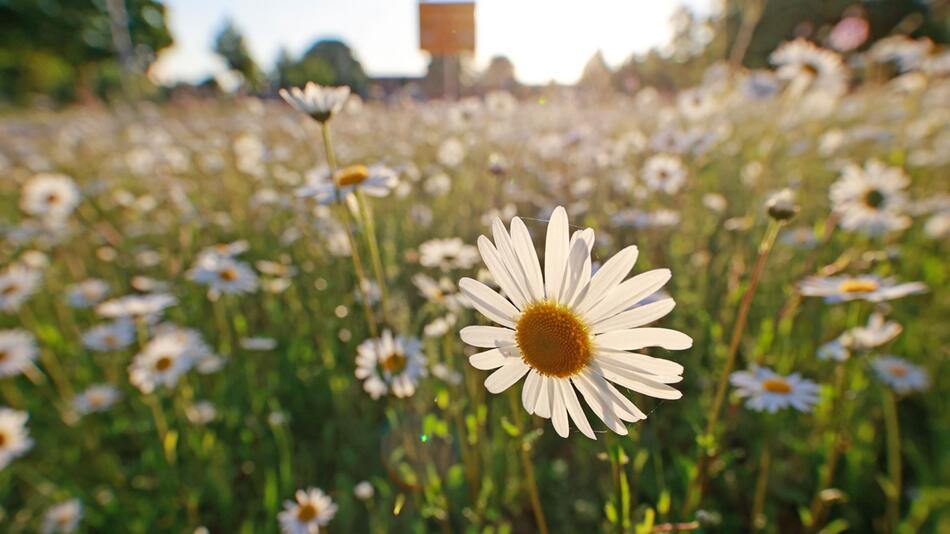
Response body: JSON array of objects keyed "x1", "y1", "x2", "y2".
[{"x1": 212, "y1": 19, "x2": 262, "y2": 91}]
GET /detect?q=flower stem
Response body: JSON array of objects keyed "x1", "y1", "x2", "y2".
[
  {"x1": 684, "y1": 219, "x2": 783, "y2": 517},
  {"x1": 882, "y1": 389, "x2": 902, "y2": 531},
  {"x1": 354, "y1": 189, "x2": 391, "y2": 326},
  {"x1": 319, "y1": 121, "x2": 378, "y2": 337},
  {"x1": 509, "y1": 393, "x2": 548, "y2": 534},
  {"x1": 751, "y1": 443, "x2": 771, "y2": 531}
]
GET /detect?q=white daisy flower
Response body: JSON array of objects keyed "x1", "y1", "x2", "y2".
[
  {"x1": 412, "y1": 274, "x2": 467, "y2": 310},
  {"x1": 642, "y1": 155, "x2": 687, "y2": 194},
  {"x1": 729, "y1": 367, "x2": 821, "y2": 413},
  {"x1": 0, "y1": 329, "x2": 38, "y2": 377},
  {"x1": 869, "y1": 36, "x2": 933, "y2": 72},
  {"x1": 0, "y1": 407, "x2": 33, "y2": 469},
  {"x1": 817, "y1": 337, "x2": 850, "y2": 362},
  {"x1": 240, "y1": 337, "x2": 277, "y2": 351},
  {"x1": 279, "y1": 82, "x2": 350, "y2": 122},
  {"x1": 185, "y1": 401, "x2": 217, "y2": 425},
  {"x1": 278, "y1": 487, "x2": 338, "y2": 534},
  {"x1": 354, "y1": 330, "x2": 427, "y2": 400},
  {"x1": 72, "y1": 384, "x2": 121, "y2": 416},
  {"x1": 431, "y1": 362, "x2": 462, "y2": 385},
  {"x1": 96, "y1": 293, "x2": 178, "y2": 322},
  {"x1": 0, "y1": 265, "x2": 42, "y2": 312},
  {"x1": 196, "y1": 240, "x2": 250, "y2": 264},
  {"x1": 770, "y1": 39, "x2": 847, "y2": 95},
  {"x1": 457, "y1": 206, "x2": 691, "y2": 440},
  {"x1": 419, "y1": 238, "x2": 481, "y2": 270},
  {"x1": 128, "y1": 331, "x2": 198, "y2": 394},
  {"x1": 66, "y1": 279, "x2": 110, "y2": 308},
  {"x1": 845, "y1": 313, "x2": 901, "y2": 351},
  {"x1": 871, "y1": 356, "x2": 930, "y2": 395},
  {"x1": 41, "y1": 498, "x2": 82, "y2": 534},
  {"x1": 296, "y1": 164, "x2": 398, "y2": 205},
  {"x1": 677, "y1": 88, "x2": 717, "y2": 120},
  {"x1": 353, "y1": 481, "x2": 374, "y2": 500},
  {"x1": 188, "y1": 256, "x2": 259, "y2": 296},
  {"x1": 830, "y1": 160, "x2": 911, "y2": 236},
  {"x1": 20, "y1": 173, "x2": 81, "y2": 222},
  {"x1": 82, "y1": 319, "x2": 135, "y2": 352},
  {"x1": 799, "y1": 274, "x2": 926, "y2": 303}
]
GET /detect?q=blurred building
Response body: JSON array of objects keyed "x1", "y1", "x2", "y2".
[{"x1": 418, "y1": 1, "x2": 476, "y2": 99}]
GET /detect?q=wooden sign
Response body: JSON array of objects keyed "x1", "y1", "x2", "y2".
[{"x1": 419, "y1": 1, "x2": 475, "y2": 55}]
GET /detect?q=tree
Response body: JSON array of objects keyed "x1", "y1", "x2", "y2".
[
  {"x1": 476, "y1": 55, "x2": 518, "y2": 92},
  {"x1": 0, "y1": 0, "x2": 173, "y2": 104},
  {"x1": 301, "y1": 40, "x2": 369, "y2": 95},
  {"x1": 275, "y1": 47, "x2": 334, "y2": 89},
  {"x1": 212, "y1": 19, "x2": 262, "y2": 91}
]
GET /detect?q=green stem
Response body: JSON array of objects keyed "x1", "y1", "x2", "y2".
[
  {"x1": 883, "y1": 390, "x2": 902, "y2": 531},
  {"x1": 751, "y1": 443, "x2": 771, "y2": 531},
  {"x1": 355, "y1": 189, "x2": 391, "y2": 326},
  {"x1": 509, "y1": 393, "x2": 548, "y2": 534}
]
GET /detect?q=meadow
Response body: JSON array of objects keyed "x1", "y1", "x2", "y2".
[{"x1": 0, "y1": 41, "x2": 947, "y2": 533}]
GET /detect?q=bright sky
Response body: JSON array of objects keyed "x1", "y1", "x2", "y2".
[{"x1": 151, "y1": 0, "x2": 712, "y2": 86}]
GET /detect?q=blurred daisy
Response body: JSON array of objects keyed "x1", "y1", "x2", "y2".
[
  {"x1": 353, "y1": 481, "x2": 374, "y2": 500},
  {"x1": 97, "y1": 293, "x2": 177, "y2": 323},
  {"x1": 82, "y1": 319, "x2": 135, "y2": 352},
  {"x1": 279, "y1": 82, "x2": 350, "y2": 122},
  {"x1": 73, "y1": 384, "x2": 121, "y2": 416},
  {"x1": 20, "y1": 173, "x2": 80, "y2": 222},
  {"x1": 240, "y1": 337, "x2": 277, "y2": 351},
  {"x1": 297, "y1": 164, "x2": 397, "y2": 205},
  {"x1": 770, "y1": 39, "x2": 847, "y2": 95},
  {"x1": 817, "y1": 337, "x2": 850, "y2": 362},
  {"x1": 846, "y1": 313, "x2": 901, "y2": 351},
  {"x1": 185, "y1": 401, "x2": 218, "y2": 425},
  {"x1": 642, "y1": 155, "x2": 687, "y2": 194},
  {"x1": 871, "y1": 356, "x2": 930, "y2": 395},
  {"x1": 0, "y1": 329, "x2": 38, "y2": 377},
  {"x1": 431, "y1": 362, "x2": 462, "y2": 385},
  {"x1": 419, "y1": 238, "x2": 480, "y2": 270},
  {"x1": 799, "y1": 275, "x2": 926, "y2": 303},
  {"x1": 188, "y1": 256, "x2": 259, "y2": 297},
  {"x1": 128, "y1": 331, "x2": 198, "y2": 394},
  {"x1": 0, "y1": 407, "x2": 32, "y2": 469},
  {"x1": 196, "y1": 240, "x2": 250, "y2": 264},
  {"x1": 423, "y1": 314, "x2": 457, "y2": 338},
  {"x1": 678, "y1": 88, "x2": 716, "y2": 119},
  {"x1": 0, "y1": 265, "x2": 42, "y2": 312},
  {"x1": 66, "y1": 279, "x2": 110, "y2": 308},
  {"x1": 730, "y1": 367, "x2": 821, "y2": 413},
  {"x1": 41, "y1": 499, "x2": 82, "y2": 534},
  {"x1": 355, "y1": 330, "x2": 427, "y2": 399},
  {"x1": 278, "y1": 487, "x2": 338, "y2": 534},
  {"x1": 830, "y1": 160, "x2": 911, "y2": 236},
  {"x1": 458, "y1": 206, "x2": 690, "y2": 440}
]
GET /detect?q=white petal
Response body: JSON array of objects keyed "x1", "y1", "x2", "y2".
[
  {"x1": 577, "y1": 246, "x2": 639, "y2": 314},
  {"x1": 459, "y1": 278, "x2": 520, "y2": 328},
  {"x1": 469, "y1": 348, "x2": 509, "y2": 370},
  {"x1": 522, "y1": 369, "x2": 542, "y2": 414},
  {"x1": 598, "y1": 364, "x2": 683, "y2": 399},
  {"x1": 492, "y1": 219, "x2": 537, "y2": 304},
  {"x1": 584, "y1": 269, "x2": 671, "y2": 324},
  {"x1": 485, "y1": 360, "x2": 529, "y2": 393},
  {"x1": 559, "y1": 379, "x2": 595, "y2": 439},
  {"x1": 597, "y1": 348, "x2": 684, "y2": 376},
  {"x1": 595, "y1": 354, "x2": 683, "y2": 384},
  {"x1": 595, "y1": 328, "x2": 693, "y2": 351},
  {"x1": 534, "y1": 375, "x2": 553, "y2": 418},
  {"x1": 592, "y1": 298, "x2": 676, "y2": 334},
  {"x1": 544, "y1": 206, "x2": 569, "y2": 302},
  {"x1": 509, "y1": 217, "x2": 544, "y2": 302},
  {"x1": 559, "y1": 235, "x2": 593, "y2": 306},
  {"x1": 550, "y1": 381, "x2": 569, "y2": 437},
  {"x1": 573, "y1": 371, "x2": 628, "y2": 434},
  {"x1": 459, "y1": 325, "x2": 516, "y2": 348},
  {"x1": 602, "y1": 378, "x2": 648, "y2": 421},
  {"x1": 477, "y1": 235, "x2": 529, "y2": 309}
]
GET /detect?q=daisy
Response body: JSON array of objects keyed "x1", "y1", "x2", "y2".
[
  {"x1": 279, "y1": 82, "x2": 350, "y2": 122},
  {"x1": 799, "y1": 274, "x2": 926, "y2": 303},
  {"x1": 871, "y1": 356, "x2": 930, "y2": 395},
  {"x1": 240, "y1": 337, "x2": 277, "y2": 351},
  {"x1": 817, "y1": 337, "x2": 850, "y2": 362},
  {"x1": 185, "y1": 401, "x2": 217, "y2": 425},
  {"x1": 830, "y1": 160, "x2": 911, "y2": 236},
  {"x1": 196, "y1": 240, "x2": 250, "y2": 264},
  {"x1": 96, "y1": 293, "x2": 178, "y2": 323},
  {"x1": 278, "y1": 487, "x2": 338, "y2": 534},
  {"x1": 770, "y1": 39, "x2": 847, "y2": 95},
  {"x1": 458, "y1": 206, "x2": 690, "y2": 439},
  {"x1": 642, "y1": 155, "x2": 687, "y2": 194},
  {"x1": 353, "y1": 481, "x2": 374, "y2": 500},
  {"x1": 188, "y1": 256, "x2": 259, "y2": 296},
  {"x1": 419, "y1": 238, "x2": 481, "y2": 270},
  {"x1": 128, "y1": 331, "x2": 198, "y2": 394},
  {"x1": 0, "y1": 264, "x2": 42, "y2": 312},
  {"x1": 66, "y1": 279, "x2": 110, "y2": 308},
  {"x1": 41, "y1": 499, "x2": 82, "y2": 534},
  {"x1": 72, "y1": 384, "x2": 121, "y2": 415},
  {"x1": 296, "y1": 164, "x2": 398, "y2": 205},
  {"x1": 423, "y1": 313, "x2": 457, "y2": 338},
  {"x1": 845, "y1": 313, "x2": 901, "y2": 351},
  {"x1": 20, "y1": 173, "x2": 81, "y2": 222},
  {"x1": 82, "y1": 319, "x2": 135, "y2": 352},
  {"x1": 354, "y1": 330, "x2": 427, "y2": 399},
  {"x1": 729, "y1": 367, "x2": 821, "y2": 413},
  {"x1": 0, "y1": 329, "x2": 38, "y2": 377},
  {"x1": 0, "y1": 407, "x2": 33, "y2": 469},
  {"x1": 677, "y1": 88, "x2": 716, "y2": 120},
  {"x1": 765, "y1": 188, "x2": 799, "y2": 221}
]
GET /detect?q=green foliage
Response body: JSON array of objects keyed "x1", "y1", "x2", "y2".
[
  {"x1": 213, "y1": 19, "x2": 262, "y2": 91},
  {"x1": 275, "y1": 40, "x2": 369, "y2": 95}
]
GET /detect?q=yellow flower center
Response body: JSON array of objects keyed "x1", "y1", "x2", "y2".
[
  {"x1": 46, "y1": 193, "x2": 60, "y2": 205},
  {"x1": 762, "y1": 378, "x2": 792, "y2": 394},
  {"x1": 889, "y1": 364, "x2": 907, "y2": 377},
  {"x1": 155, "y1": 356, "x2": 173, "y2": 371},
  {"x1": 219, "y1": 268, "x2": 238, "y2": 282},
  {"x1": 516, "y1": 301, "x2": 592, "y2": 378},
  {"x1": 381, "y1": 353, "x2": 407, "y2": 374},
  {"x1": 296, "y1": 503, "x2": 318, "y2": 522},
  {"x1": 335, "y1": 164, "x2": 370, "y2": 187},
  {"x1": 0, "y1": 431, "x2": 6, "y2": 446},
  {"x1": 0, "y1": 351, "x2": 6, "y2": 362},
  {"x1": 2, "y1": 284, "x2": 19, "y2": 296},
  {"x1": 864, "y1": 189, "x2": 885, "y2": 209},
  {"x1": 838, "y1": 279, "x2": 879, "y2": 294},
  {"x1": 103, "y1": 335, "x2": 117, "y2": 347}
]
